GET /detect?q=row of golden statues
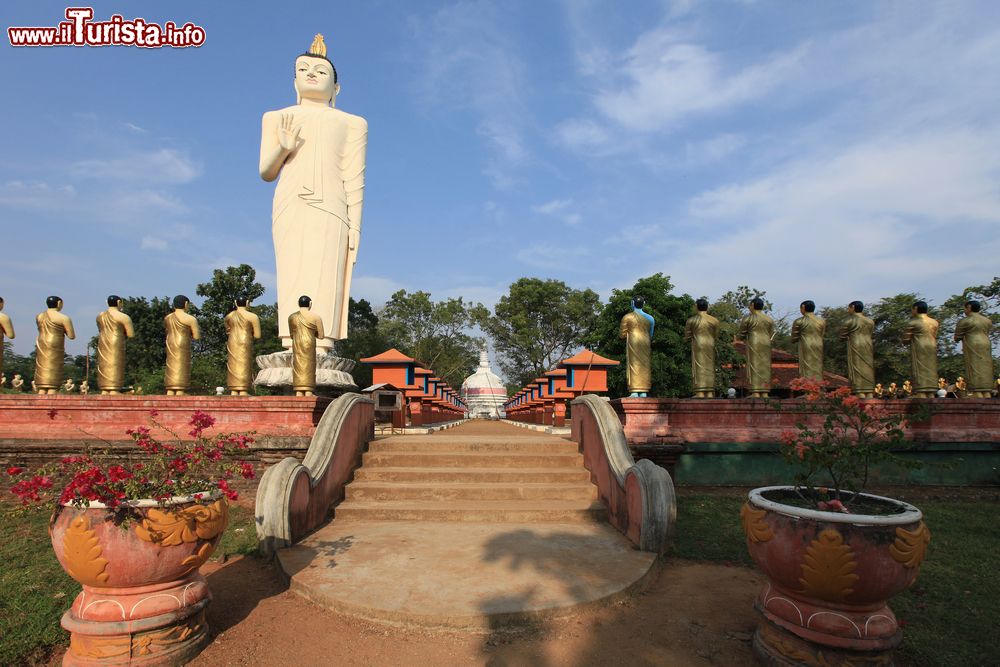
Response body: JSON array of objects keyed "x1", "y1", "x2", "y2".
[
  {"x1": 610, "y1": 296, "x2": 994, "y2": 398},
  {"x1": 679, "y1": 298, "x2": 994, "y2": 398},
  {"x1": 0, "y1": 295, "x2": 328, "y2": 397}
]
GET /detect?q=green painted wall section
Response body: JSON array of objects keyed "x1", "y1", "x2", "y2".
[{"x1": 675, "y1": 442, "x2": 1000, "y2": 486}]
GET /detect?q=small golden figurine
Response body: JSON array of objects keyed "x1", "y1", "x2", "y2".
[
  {"x1": 684, "y1": 298, "x2": 719, "y2": 398},
  {"x1": 79, "y1": 380, "x2": 89, "y2": 395},
  {"x1": 619, "y1": 297, "x2": 654, "y2": 397},
  {"x1": 902, "y1": 301, "x2": 939, "y2": 398},
  {"x1": 96, "y1": 295, "x2": 135, "y2": 395},
  {"x1": 164, "y1": 295, "x2": 200, "y2": 396},
  {"x1": 902, "y1": 380, "x2": 913, "y2": 396},
  {"x1": 34, "y1": 296, "x2": 76, "y2": 394},
  {"x1": 790, "y1": 300, "x2": 825, "y2": 380},
  {"x1": 874, "y1": 383, "x2": 883, "y2": 398},
  {"x1": 886, "y1": 382, "x2": 897, "y2": 398},
  {"x1": 737, "y1": 297, "x2": 774, "y2": 398},
  {"x1": 0, "y1": 296, "x2": 15, "y2": 377},
  {"x1": 12, "y1": 374, "x2": 24, "y2": 391},
  {"x1": 63, "y1": 378, "x2": 75, "y2": 393},
  {"x1": 953, "y1": 300, "x2": 994, "y2": 398},
  {"x1": 289, "y1": 295, "x2": 324, "y2": 396},
  {"x1": 840, "y1": 301, "x2": 875, "y2": 398},
  {"x1": 224, "y1": 296, "x2": 262, "y2": 396},
  {"x1": 955, "y1": 376, "x2": 967, "y2": 397}
]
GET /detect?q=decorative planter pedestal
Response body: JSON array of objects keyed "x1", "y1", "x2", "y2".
[
  {"x1": 742, "y1": 487, "x2": 930, "y2": 666},
  {"x1": 50, "y1": 496, "x2": 229, "y2": 666}
]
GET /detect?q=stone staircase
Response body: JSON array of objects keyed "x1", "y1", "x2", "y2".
[{"x1": 335, "y1": 432, "x2": 604, "y2": 523}]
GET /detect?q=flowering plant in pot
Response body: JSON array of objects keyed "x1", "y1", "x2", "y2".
[
  {"x1": 741, "y1": 378, "x2": 931, "y2": 666},
  {"x1": 5, "y1": 410, "x2": 257, "y2": 667}
]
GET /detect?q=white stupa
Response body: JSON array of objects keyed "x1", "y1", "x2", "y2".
[{"x1": 462, "y1": 350, "x2": 507, "y2": 419}]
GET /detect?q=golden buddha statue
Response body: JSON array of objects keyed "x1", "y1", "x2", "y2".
[
  {"x1": 164, "y1": 295, "x2": 200, "y2": 396},
  {"x1": 261, "y1": 33, "x2": 368, "y2": 350},
  {"x1": 683, "y1": 298, "x2": 719, "y2": 398},
  {"x1": 840, "y1": 301, "x2": 875, "y2": 398},
  {"x1": 790, "y1": 300, "x2": 825, "y2": 380},
  {"x1": 96, "y1": 295, "x2": 135, "y2": 395},
  {"x1": 12, "y1": 374, "x2": 24, "y2": 391},
  {"x1": 289, "y1": 295, "x2": 324, "y2": 396},
  {"x1": 737, "y1": 298, "x2": 774, "y2": 398},
  {"x1": 619, "y1": 297, "x2": 654, "y2": 397},
  {"x1": 0, "y1": 297, "x2": 15, "y2": 376},
  {"x1": 34, "y1": 296, "x2": 76, "y2": 394},
  {"x1": 224, "y1": 297, "x2": 262, "y2": 396},
  {"x1": 902, "y1": 379, "x2": 913, "y2": 396},
  {"x1": 953, "y1": 300, "x2": 994, "y2": 397},
  {"x1": 902, "y1": 300, "x2": 939, "y2": 398}
]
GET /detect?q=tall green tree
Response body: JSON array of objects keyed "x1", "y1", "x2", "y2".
[
  {"x1": 377, "y1": 290, "x2": 484, "y2": 388},
  {"x1": 585, "y1": 273, "x2": 694, "y2": 398},
  {"x1": 479, "y1": 278, "x2": 602, "y2": 389}
]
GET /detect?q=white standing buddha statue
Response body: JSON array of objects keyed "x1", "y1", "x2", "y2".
[{"x1": 260, "y1": 33, "x2": 368, "y2": 350}]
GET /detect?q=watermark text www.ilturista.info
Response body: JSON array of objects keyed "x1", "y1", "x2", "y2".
[{"x1": 8, "y1": 7, "x2": 205, "y2": 48}]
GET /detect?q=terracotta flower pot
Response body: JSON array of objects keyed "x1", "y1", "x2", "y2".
[
  {"x1": 49, "y1": 495, "x2": 229, "y2": 667},
  {"x1": 741, "y1": 486, "x2": 930, "y2": 666}
]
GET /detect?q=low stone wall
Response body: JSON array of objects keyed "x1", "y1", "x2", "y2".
[
  {"x1": 613, "y1": 397, "x2": 1000, "y2": 486},
  {"x1": 0, "y1": 395, "x2": 330, "y2": 497}
]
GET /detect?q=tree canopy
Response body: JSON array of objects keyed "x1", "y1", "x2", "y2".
[
  {"x1": 479, "y1": 278, "x2": 602, "y2": 389},
  {"x1": 377, "y1": 290, "x2": 484, "y2": 389}
]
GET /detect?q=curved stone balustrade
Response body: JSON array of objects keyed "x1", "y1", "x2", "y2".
[
  {"x1": 571, "y1": 394, "x2": 676, "y2": 554},
  {"x1": 255, "y1": 393, "x2": 374, "y2": 555}
]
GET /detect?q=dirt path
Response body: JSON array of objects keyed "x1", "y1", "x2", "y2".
[{"x1": 175, "y1": 555, "x2": 762, "y2": 667}]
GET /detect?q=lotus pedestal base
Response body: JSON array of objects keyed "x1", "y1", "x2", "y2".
[
  {"x1": 753, "y1": 610, "x2": 900, "y2": 666},
  {"x1": 60, "y1": 573, "x2": 211, "y2": 666}
]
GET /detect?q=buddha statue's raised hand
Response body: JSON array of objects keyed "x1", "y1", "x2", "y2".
[{"x1": 278, "y1": 113, "x2": 301, "y2": 151}]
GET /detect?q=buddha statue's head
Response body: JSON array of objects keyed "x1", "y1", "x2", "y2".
[
  {"x1": 173, "y1": 295, "x2": 190, "y2": 311},
  {"x1": 749, "y1": 297, "x2": 765, "y2": 312},
  {"x1": 848, "y1": 300, "x2": 864, "y2": 314},
  {"x1": 800, "y1": 300, "x2": 815, "y2": 315},
  {"x1": 298, "y1": 295, "x2": 313, "y2": 309},
  {"x1": 235, "y1": 296, "x2": 250, "y2": 309},
  {"x1": 46, "y1": 295, "x2": 62, "y2": 311},
  {"x1": 632, "y1": 296, "x2": 645, "y2": 311},
  {"x1": 0, "y1": 296, "x2": 4, "y2": 311},
  {"x1": 695, "y1": 298, "x2": 709, "y2": 313},
  {"x1": 965, "y1": 300, "x2": 981, "y2": 315},
  {"x1": 107, "y1": 294, "x2": 122, "y2": 308},
  {"x1": 912, "y1": 300, "x2": 928, "y2": 316},
  {"x1": 295, "y1": 34, "x2": 339, "y2": 106}
]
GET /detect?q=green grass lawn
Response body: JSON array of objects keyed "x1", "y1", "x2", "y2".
[
  {"x1": 669, "y1": 492, "x2": 999, "y2": 667},
  {"x1": 0, "y1": 504, "x2": 259, "y2": 666}
]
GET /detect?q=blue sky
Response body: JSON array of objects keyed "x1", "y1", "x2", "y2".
[{"x1": 3, "y1": 0, "x2": 999, "y2": 354}]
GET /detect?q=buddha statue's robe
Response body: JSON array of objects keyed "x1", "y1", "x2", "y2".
[
  {"x1": 738, "y1": 311, "x2": 774, "y2": 395},
  {"x1": 619, "y1": 311, "x2": 652, "y2": 394},
  {"x1": 164, "y1": 312, "x2": 195, "y2": 392},
  {"x1": 96, "y1": 309, "x2": 130, "y2": 392},
  {"x1": 841, "y1": 313, "x2": 875, "y2": 396},
  {"x1": 34, "y1": 311, "x2": 68, "y2": 390},
  {"x1": 790, "y1": 313, "x2": 826, "y2": 380},
  {"x1": 266, "y1": 105, "x2": 367, "y2": 348},
  {"x1": 684, "y1": 312, "x2": 719, "y2": 395},
  {"x1": 903, "y1": 314, "x2": 939, "y2": 396},
  {"x1": 954, "y1": 312, "x2": 994, "y2": 395},
  {"x1": 289, "y1": 311, "x2": 320, "y2": 392},
  {"x1": 225, "y1": 308, "x2": 258, "y2": 392}
]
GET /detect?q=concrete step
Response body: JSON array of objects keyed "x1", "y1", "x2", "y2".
[
  {"x1": 361, "y1": 451, "x2": 584, "y2": 469},
  {"x1": 334, "y1": 499, "x2": 607, "y2": 523},
  {"x1": 345, "y1": 481, "x2": 598, "y2": 502},
  {"x1": 368, "y1": 438, "x2": 578, "y2": 454},
  {"x1": 352, "y1": 466, "x2": 593, "y2": 484}
]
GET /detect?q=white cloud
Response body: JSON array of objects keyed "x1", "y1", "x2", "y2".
[
  {"x1": 532, "y1": 198, "x2": 583, "y2": 226},
  {"x1": 140, "y1": 236, "x2": 168, "y2": 251},
  {"x1": 71, "y1": 148, "x2": 201, "y2": 185},
  {"x1": 409, "y1": 1, "x2": 530, "y2": 189}
]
